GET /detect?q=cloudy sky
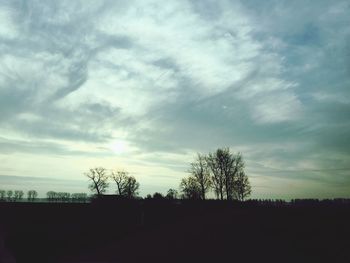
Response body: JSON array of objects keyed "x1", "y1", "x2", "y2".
[{"x1": 0, "y1": 0, "x2": 349, "y2": 198}]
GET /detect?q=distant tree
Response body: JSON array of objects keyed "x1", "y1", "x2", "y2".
[
  {"x1": 0, "y1": 190, "x2": 6, "y2": 201},
  {"x1": 152, "y1": 192, "x2": 164, "y2": 200},
  {"x1": 6, "y1": 190, "x2": 13, "y2": 201},
  {"x1": 85, "y1": 167, "x2": 109, "y2": 196},
  {"x1": 189, "y1": 153, "x2": 211, "y2": 200},
  {"x1": 27, "y1": 190, "x2": 38, "y2": 202},
  {"x1": 57, "y1": 192, "x2": 70, "y2": 202},
  {"x1": 180, "y1": 176, "x2": 201, "y2": 200},
  {"x1": 233, "y1": 170, "x2": 251, "y2": 201},
  {"x1": 46, "y1": 191, "x2": 57, "y2": 202},
  {"x1": 13, "y1": 190, "x2": 24, "y2": 201},
  {"x1": 71, "y1": 193, "x2": 88, "y2": 202},
  {"x1": 145, "y1": 194, "x2": 152, "y2": 199},
  {"x1": 166, "y1": 188, "x2": 178, "y2": 199},
  {"x1": 111, "y1": 171, "x2": 139, "y2": 198}
]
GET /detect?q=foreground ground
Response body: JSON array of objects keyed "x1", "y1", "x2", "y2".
[{"x1": 0, "y1": 200, "x2": 349, "y2": 263}]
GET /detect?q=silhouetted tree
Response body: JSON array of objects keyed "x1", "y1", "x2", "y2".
[
  {"x1": 85, "y1": 167, "x2": 109, "y2": 196},
  {"x1": 6, "y1": 190, "x2": 13, "y2": 201},
  {"x1": 189, "y1": 153, "x2": 211, "y2": 200},
  {"x1": 111, "y1": 170, "x2": 128, "y2": 196},
  {"x1": 111, "y1": 171, "x2": 139, "y2": 198},
  {"x1": 125, "y1": 176, "x2": 140, "y2": 198},
  {"x1": 57, "y1": 192, "x2": 70, "y2": 202},
  {"x1": 27, "y1": 190, "x2": 38, "y2": 202},
  {"x1": 71, "y1": 193, "x2": 88, "y2": 202},
  {"x1": 180, "y1": 176, "x2": 201, "y2": 199},
  {"x1": 166, "y1": 188, "x2": 178, "y2": 199},
  {"x1": 152, "y1": 192, "x2": 164, "y2": 200},
  {"x1": 0, "y1": 190, "x2": 6, "y2": 201},
  {"x1": 206, "y1": 150, "x2": 225, "y2": 200},
  {"x1": 46, "y1": 191, "x2": 57, "y2": 202},
  {"x1": 207, "y1": 148, "x2": 246, "y2": 200},
  {"x1": 233, "y1": 170, "x2": 251, "y2": 201},
  {"x1": 13, "y1": 190, "x2": 24, "y2": 201}
]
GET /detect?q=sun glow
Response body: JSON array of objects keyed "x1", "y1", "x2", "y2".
[{"x1": 110, "y1": 140, "x2": 128, "y2": 154}]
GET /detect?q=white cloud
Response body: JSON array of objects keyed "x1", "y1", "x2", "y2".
[{"x1": 0, "y1": 7, "x2": 18, "y2": 39}]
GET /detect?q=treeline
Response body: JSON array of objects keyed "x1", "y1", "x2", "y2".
[
  {"x1": 0, "y1": 190, "x2": 36, "y2": 202},
  {"x1": 180, "y1": 148, "x2": 251, "y2": 200},
  {"x1": 46, "y1": 191, "x2": 88, "y2": 202},
  {"x1": 0, "y1": 189, "x2": 88, "y2": 202},
  {"x1": 85, "y1": 147, "x2": 252, "y2": 201},
  {"x1": 84, "y1": 168, "x2": 140, "y2": 198}
]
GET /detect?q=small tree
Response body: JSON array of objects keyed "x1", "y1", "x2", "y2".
[
  {"x1": 27, "y1": 190, "x2": 38, "y2": 202},
  {"x1": 125, "y1": 176, "x2": 140, "y2": 198},
  {"x1": 13, "y1": 190, "x2": 24, "y2": 201},
  {"x1": 152, "y1": 192, "x2": 164, "y2": 200},
  {"x1": 180, "y1": 176, "x2": 201, "y2": 200},
  {"x1": 166, "y1": 188, "x2": 178, "y2": 199},
  {"x1": 85, "y1": 167, "x2": 109, "y2": 196},
  {"x1": 0, "y1": 190, "x2": 6, "y2": 201},
  {"x1": 47, "y1": 191, "x2": 57, "y2": 202},
  {"x1": 6, "y1": 190, "x2": 13, "y2": 201},
  {"x1": 71, "y1": 193, "x2": 88, "y2": 202}
]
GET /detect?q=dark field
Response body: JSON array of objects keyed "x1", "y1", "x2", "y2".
[{"x1": 0, "y1": 200, "x2": 349, "y2": 263}]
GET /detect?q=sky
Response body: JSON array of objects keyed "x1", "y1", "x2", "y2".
[{"x1": 0, "y1": 0, "x2": 349, "y2": 199}]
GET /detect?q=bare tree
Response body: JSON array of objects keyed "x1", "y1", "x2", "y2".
[
  {"x1": 27, "y1": 190, "x2": 38, "y2": 202},
  {"x1": 206, "y1": 151, "x2": 225, "y2": 200},
  {"x1": 111, "y1": 171, "x2": 139, "y2": 198},
  {"x1": 180, "y1": 176, "x2": 201, "y2": 200},
  {"x1": 85, "y1": 167, "x2": 109, "y2": 196},
  {"x1": 111, "y1": 171, "x2": 129, "y2": 196},
  {"x1": 189, "y1": 153, "x2": 211, "y2": 200},
  {"x1": 233, "y1": 170, "x2": 251, "y2": 201},
  {"x1": 206, "y1": 148, "x2": 248, "y2": 200}
]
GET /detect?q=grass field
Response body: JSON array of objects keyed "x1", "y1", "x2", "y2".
[{"x1": 1, "y1": 200, "x2": 349, "y2": 263}]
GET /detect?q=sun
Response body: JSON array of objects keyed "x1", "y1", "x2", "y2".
[{"x1": 110, "y1": 140, "x2": 127, "y2": 154}]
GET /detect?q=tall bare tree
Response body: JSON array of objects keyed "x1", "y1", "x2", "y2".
[
  {"x1": 206, "y1": 151, "x2": 225, "y2": 200},
  {"x1": 111, "y1": 170, "x2": 129, "y2": 196},
  {"x1": 207, "y1": 148, "x2": 249, "y2": 200},
  {"x1": 85, "y1": 167, "x2": 109, "y2": 196},
  {"x1": 189, "y1": 153, "x2": 211, "y2": 200}
]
